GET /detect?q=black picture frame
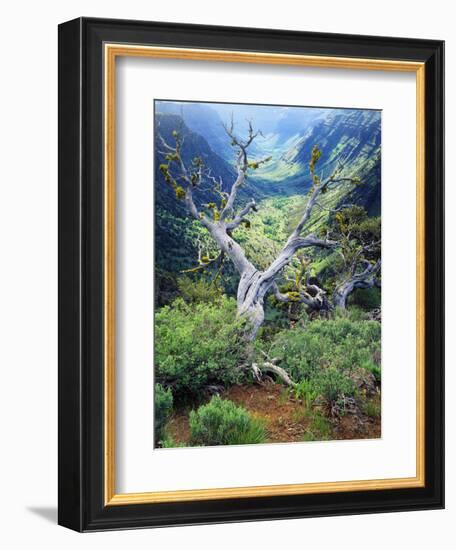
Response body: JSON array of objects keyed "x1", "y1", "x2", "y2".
[{"x1": 58, "y1": 17, "x2": 444, "y2": 532}]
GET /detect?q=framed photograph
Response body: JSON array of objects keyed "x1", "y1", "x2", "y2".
[{"x1": 58, "y1": 17, "x2": 444, "y2": 531}]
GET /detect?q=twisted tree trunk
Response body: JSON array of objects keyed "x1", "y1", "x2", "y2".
[
  {"x1": 333, "y1": 260, "x2": 381, "y2": 310},
  {"x1": 158, "y1": 123, "x2": 364, "y2": 340}
]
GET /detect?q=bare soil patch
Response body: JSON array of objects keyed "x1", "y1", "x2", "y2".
[{"x1": 165, "y1": 382, "x2": 381, "y2": 446}]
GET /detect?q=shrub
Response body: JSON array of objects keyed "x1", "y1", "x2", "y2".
[
  {"x1": 306, "y1": 318, "x2": 380, "y2": 348},
  {"x1": 361, "y1": 399, "x2": 381, "y2": 418},
  {"x1": 362, "y1": 359, "x2": 381, "y2": 383},
  {"x1": 177, "y1": 275, "x2": 224, "y2": 304},
  {"x1": 302, "y1": 411, "x2": 332, "y2": 441},
  {"x1": 333, "y1": 305, "x2": 366, "y2": 321},
  {"x1": 310, "y1": 367, "x2": 355, "y2": 404},
  {"x1": 160, "y1": 435, "x2": 185, "y2": 448},
  {"x1": 189, "y1": 397, "x2": 267, "y2": 446},
  {"x1": 268, "y1": 329, "x2": 325, "y2": 381},
  {"x1": 154, "y1": 384, "x2": 173, "y2": 444},
  {"x1": 294, "y1": 379, "x2": 318, "y2": 408},
  {"x1": 268, "y1": 318, "x2": 380, "y2": 382},
  {"x1": 155, "y1": 297, "x2": 246, "y2": 401}
]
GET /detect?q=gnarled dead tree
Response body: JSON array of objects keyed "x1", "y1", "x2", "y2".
[{"x1": 158, "y1": 120, "x2": 365, "y2": 339}]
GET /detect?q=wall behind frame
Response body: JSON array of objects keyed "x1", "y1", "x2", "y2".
[{"x1": 0, "y1": 1, "x2": 451, "y2": 549}]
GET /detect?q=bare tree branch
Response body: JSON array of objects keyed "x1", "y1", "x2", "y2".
[
  {"x1": 272, "y1": 281, "x2": 328, "y2": 310},
  {"x1": 314, "y1": 201, "x2": 356, "y2": 213},
  {"x1": 181, "y1": 237, "x2": 222, "y2": 273},
  {"x1": 225, "y1": 199, "x2": 257, "y2": 230},
  {"x1": 290, "y1": 177, "x2": 357, "y2": 240},
  {"x1": 333, "y1": 260, "x2": 381, "y2": 309},
  {"x1": 220, "y1": 120, "x2": 270, "y2": 220}
]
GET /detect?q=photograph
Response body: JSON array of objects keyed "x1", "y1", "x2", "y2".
[{"x1": 153, "y1": 99, "x2": 382, "y2": 449}]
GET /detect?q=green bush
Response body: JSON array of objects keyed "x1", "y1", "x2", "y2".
[
  {"x1": 267, "y1": 318, "x2": 378, "y2": 407},
  {"x1": 361, "y1": 399, "x2": 381, "y2": 418},
  {"x1": 333, "y1": 305, "x2": 366, "y2": 321},
  {"x1": 160, "y1": 435, "x2": 185, "y2": 448},
  {"x1": 189, "y1": 397, "x2": 267, "y2": 446},
  {"x1": 154, "y1": 384, "x2": 173, "y2": 444},
  {"x1": 306, "y1": 318, "x2": 380, "y2": 348},
  {"x1": 267, "y1": 329, "x2": 325, "y2": 381},
  {"x1": 177, "y1": 275, "x2": 224, "y2": 304},
  {"x1": 294, "y1": 379, "x2": 318, "y2": 408},
  {"x1": 310, "y1": 367, "x2": 355, "y2": 404},
  {"x1": 268, "y1": 319, "x2": 380, "y2": 382},
  {"x1": 362, "y1": 359, "x2": 381, "y2": 383},
  {"x1": 302, "y1": 411, "x2": 332, "y2": 441},
  {"x1": 155, "y1": 297, "x2": 246, "y2": 401}
]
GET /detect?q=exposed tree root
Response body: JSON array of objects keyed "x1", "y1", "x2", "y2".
[{"x1": 251, "y1": 360, "x2": 296, "y2": 387}]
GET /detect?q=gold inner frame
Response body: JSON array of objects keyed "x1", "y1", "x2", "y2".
[{"x1": 104, "y1": 44, "x2": 426, "y2": 506}]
